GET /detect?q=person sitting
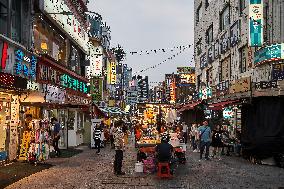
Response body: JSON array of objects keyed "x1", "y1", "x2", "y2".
[{"x1": 156, "y1": 136, "x2": 174, "y2": 174}]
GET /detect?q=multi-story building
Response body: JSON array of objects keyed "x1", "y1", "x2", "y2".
[{"x1": 194, "y1": 0, "x2": 284, "y2": 157}]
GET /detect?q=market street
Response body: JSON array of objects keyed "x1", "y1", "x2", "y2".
[{"x1": 6, "y1": 138, "x2": 284, "y2": 189}]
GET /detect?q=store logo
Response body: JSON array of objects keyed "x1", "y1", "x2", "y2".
[{"x1": 1, "y1": 42, "x2": 8, "y2": 71}]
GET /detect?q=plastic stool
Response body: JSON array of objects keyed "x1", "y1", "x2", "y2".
[{"x1": 157, "y1": 162, "x2": 172, "y2": 178}]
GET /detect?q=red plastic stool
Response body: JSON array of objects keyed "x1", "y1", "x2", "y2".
[{"x1": 157, "y1": 162, "x2": 172, "y2": 178}]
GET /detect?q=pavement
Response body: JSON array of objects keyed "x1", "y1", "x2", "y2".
[{"x1": 5, "y1": 137, "x2": 284, "y2": 189}]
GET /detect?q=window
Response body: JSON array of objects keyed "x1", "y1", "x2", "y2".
[
  {"x1": 206, "y1": 24, "x2": 213, "y2": 44},
  {"x1": 34, "y1": 18, "x2": 67, "y2": 65},
  {"x1": 0, "y1": 0, "x2": 7, "y2": 36},
  {"x1": 196, "y1": 3, "x2": 202, "y2": 24},
  {"x1": 239, "y1": 46, "x2": 247, "y2": 73},
  {"x1": 205, "y1": 0, "x2": 209, "y2": 9},
  {"x1": 196, "y1": 38, "x2": 202, "y2": 55},
  {"x1": 240, "y1": 0, "x2": 248, "y2": 14},
  {"x1": 220, "y1": 6, "x2": 230, "y2": 31},
  {"x1": 11, "y1": 0, "x2": 21, "y2": 42}
]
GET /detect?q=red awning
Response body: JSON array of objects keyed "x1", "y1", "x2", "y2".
[
  {"x1": 178, "y1": 101, "x2": 202, "y2": 112},
  {"x1": 208, "y1": 100, "x2": 239, "y2": 110}
]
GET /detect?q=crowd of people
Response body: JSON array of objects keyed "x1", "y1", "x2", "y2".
[{"x1": 189, "y1": 120, "x2": 242, "y2": 161}]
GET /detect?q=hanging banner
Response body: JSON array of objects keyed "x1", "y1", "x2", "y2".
[
  {"x1": 108, "y1": 62, "x2": 116, "y2": 85},
  {"x1": 249, "y1": 0, "x2": 263, "y2": 47}
]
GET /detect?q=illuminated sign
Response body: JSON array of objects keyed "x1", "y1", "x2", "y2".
[
  {"x1": 41, "y1": 0, "x2": 89, "y2": 52},
  {"x1": 223, "y1": 108, "x2": 233, "y2": 119},
  {"x1": 38, "y1": 62, "x2": 89, "y2": 94},
  {"x1": 107, "y1": 61, "x2": 116, "y2": 85},
  {"x1": 1, "y1": 42, "x2": 8, "y2": 71},
  {"x1": 169, "y1": 79, "x2": 176, "y2": 104},
  {"x1": 199, "y1": 87, "x2": 212, "y2": 100},
  {"x1": 0, "y1": 72, "x2": 27, "y2": 90},
  {"x1": 90, "y1": 77, "x2": 103, "y2": 102},
  {"x1": 179, "y1": 74, "x2": 196, "y2": 84},
  {"x1": 249, "y1": 0, "x2": 263, "y2": 47},
  {"x1": 61, "y1": 74, "x2": 89, "y2": 94},
  {"x1": 254, "y1": 43, "x2": 284, "y2": 65},
  {"x1": 14, "y1": 49, "x2": 37, "y2": 80}
]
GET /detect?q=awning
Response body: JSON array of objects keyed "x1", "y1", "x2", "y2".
[
  {"x1": 99, "y1": 106, "x2": 128, "y2": 115},
  {"x1": 178, "y1": 101, "x2": 202, "y2": 112},
  {"x1": 208, "y1": 100, "x2": 239, "y2": 110}
]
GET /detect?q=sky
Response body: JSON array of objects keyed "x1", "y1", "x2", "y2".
[{"x1": 88, "y1": 0, "x2": 195, "y2": 85}]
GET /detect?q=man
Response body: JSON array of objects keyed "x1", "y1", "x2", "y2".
[
  {"x1": 156, "y1": 135, "x2": 173, "y2": 163},
  {"x1": 93, "y1": 124, "x2": 102, "y2": 154},
  {"x1": 182, "y1": 122, "x2": 188, "y2": 144},
  {"x1": 198, "y1": 120, "x2": 211, "y2": 161},
  {"x1": 113, "y1": 120, "x2": 125, "y2": 175},
  {"x1": 51, "y1": 117, "x2": 61, "y2": 157},
  {"x1": 109, "y1": 123, "x2": 115, "y2": 149}
]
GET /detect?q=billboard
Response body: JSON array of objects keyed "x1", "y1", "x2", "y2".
[
  {"x1": 254, "y1": 43, "x2": 284, "y2": 65},
  {"x1": 107, "y1": 61, "x2": 116, "y2": 85},
  {"x1": 249, "y1": 0, "x2": 263, "y2": 47}
]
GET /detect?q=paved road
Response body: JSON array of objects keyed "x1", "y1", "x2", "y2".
[{"x1": 6, "y1": 139, "x2": 284, "y2": 189}]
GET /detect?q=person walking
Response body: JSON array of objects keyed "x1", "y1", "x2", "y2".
[
  {"x1": 93, "y1": 124, "x2": 102, "y2": 154},
  {"x1": 182, "y1": 122, "x2": 188, "y2": 144},
  {"x1": 113, "y1": 120, "x2": 125, "y2": 175},
  {"x1": 211, "y1": 125, "x2": 223, "y2": 160},
  {"x1": 198, "y1": 120, "x2": 211, "y2": 161},
  {"x1": 51, "y1": 117, "x2": 61, "y2": 157},
  {"x1": 109, "y1": 123, "x2": 115, "y2": 149},
  {"x1": 190, "y1": 124, "x2": 198, "y2": 152}
]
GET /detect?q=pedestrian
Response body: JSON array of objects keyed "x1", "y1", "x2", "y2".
[
  {"x1": 198, "y1": 120, "x2": 211, "y2": 161},
  {"x1": 93, "y1": 124, "x2": 102, "y2": 154},
  {"x1": 182, "y1": 122, "x2": 188, "y2": 144},
  {"x1": 51, "y1": 117, "x2": 61, "y2": 157},
  {"x1": 113, "y1": 120, "x2": 125, "y2": 175},
  {"x1": 190, "y1": 124, "x2": 198, "y2": 152},
  {"x1": 109, "y1": 123, "x2": 115, "y2": 149},
  {"x1": 211, "y1": 124, "x2": 223, "y2": 160}
]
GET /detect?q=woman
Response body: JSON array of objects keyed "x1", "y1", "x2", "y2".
[
  {"x1": 211, "y1": 125, "x2": 223, "y2": 160},
  {"x1": 190, "y1": 124, "x2": 197, "y2": 151}
]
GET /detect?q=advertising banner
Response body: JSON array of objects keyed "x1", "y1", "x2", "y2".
[
  {"x1": 249, "y1": 0, "x2": 263, "y2": 47},
  {"x1": 254, "y1": 43, "x2": 284, "y2": 65},
  {"x1": 90, "y1": 77, "x2": 103, "y2": 102}
]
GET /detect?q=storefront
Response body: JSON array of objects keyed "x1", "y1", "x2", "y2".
[{"x1": 0, "y1": 35, "x2": 36, "y2": 162}]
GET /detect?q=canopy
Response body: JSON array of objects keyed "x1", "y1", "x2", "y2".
[
  {"x1": 178, "y1": 101, "x2": 202, "y2": 112},
  {"x1": 99, "y1": 106, "x2": 128, "y2": 115},
  {"x1": 208, "y1": 100, "x2": 239, "y2": 110}
]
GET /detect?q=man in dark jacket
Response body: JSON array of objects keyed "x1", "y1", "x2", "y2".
[
  {"x1": 51, "y1": 117, "x2": 61, "y2": 157},
  {"x1": 93, "y1": 124, "x2": 102, "y2": 154}
]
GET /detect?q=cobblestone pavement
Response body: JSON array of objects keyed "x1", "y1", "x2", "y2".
[{"x1": 6, "y1": 138, "x2": 284, "y2": 189}]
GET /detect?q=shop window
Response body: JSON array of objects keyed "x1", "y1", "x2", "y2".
[
  {"x1": 221, "y1": 56, "x2": 231, "y2": 81},
  {"x1": 239, "y1": 46, "x2": 247, "y2": 73},
  {"x1": 33, "y1": 18, "x2": 67, "y2": 65},
  {"x1": 196, "y1": 38, "x2": 202, "y2": 55},
  {"x1": 206, "y1": 24, "x2": 213, "y2": 44},
  {"x1": 0, "y1": 0, "x2": 7, "y2": 36},
  {"x1": 196, "y1": 3, "x2": 202, "y2": 24},
  {"x1": 67, "y1": 111, "x2": 75, "y2": 130},
  {"x1": 220, "y1": 6, "x2": 230, "y2": 31}
]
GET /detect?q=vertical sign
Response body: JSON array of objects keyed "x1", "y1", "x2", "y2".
[
  {"x1": 169, "y1": 78, "x2": 176, "y2": 104},
  {"x1": 90, "y1": 77, "x2": 103, "y2": 102},
  {"x1": 249, "y1": 0, "x2": 263, "y2": 47},
  {"x1": 107, "y1": 61, "x2": 116, "y2": 85}
]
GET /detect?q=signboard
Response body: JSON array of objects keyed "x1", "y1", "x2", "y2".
[
  {"x1": 272, "y1": 63, "x2": 284, "y2": 80},
  {"x1": 199, "y1": 87, "x2": 212, "y2": 100},
  {"x1": 65, "y1": 93, "x2": 91, "y2": 105},
  {"x1": 90, "y1": 77, "x2": 103, "y2": 102},
  {"x1": 177, "y1": 67, "x2": 195, "y2": 74},
  {"x1": 249, "y1": 0, "x2": 263, "y2": 47},
  {"x1": 200, "y1": 53, "x2": 207, "y2": 69},
  {"x1": 41, "y1": 0, "x2": 89, "y2": 52},
  {"x1": 87, "y1": 46, "x2": 103, "y2": 78},
  {"x1": 169, "y1": 79, "x2": 176, "y2": 104},
  {"x1": 38, "y1": 62, "x2": 89, "y2": 94},
  {"x1": 255, "y1": 81, "x2": 278, "y2": 90},
  {"x1": 207, "y1": 46, "x2": 214, "y2": 64},
  {"x1": 230, "y1": 77, "x2": 251, "y2": 93},
  {"x1": 91, "y1": 119, "x2": 102, "y2": 148},
  {"x1": 0, "y1": 40, "x2": 37, "y2": 80},
  {"x1": 216, "y1": 80, "x2": 229, "y2": 95},
  {"x1": 179, "y1": 74, "x2": 196, "y2": 84},
  {"x1": 230, "y1": 21, "x2": 239, "y2": 47},
  {"x1": 107, "y1": 61, "x2": 116, "y2": 85},
  {"x1": 254, "y1": 44, "x2": 284, "y2": 65},
  {"x1": 220, "y1": 32, "x2": 229, "y2": 54},
  {"x1": 45, "y1": 84, "x2": 66, "y2": 103},
  {"x1": 214, "y1": 40, "x2": 220, "y2": 59},
  {"x1": 223, "y1": 107, "x2": 233, "y2": 119},
  {"x1": 18, "y1": 131, "x2": 32, "y2": 160}
]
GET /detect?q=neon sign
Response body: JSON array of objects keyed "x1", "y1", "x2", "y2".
[
  {"x1": 61, "y1": 74, "x2": 89, "y2": 94},
  {"x1": 1, "y1": 42, "x2": 8, "y2": 71},
  {"x1": 14, "y1": 49, "x2": 37, "y2": 79}
]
